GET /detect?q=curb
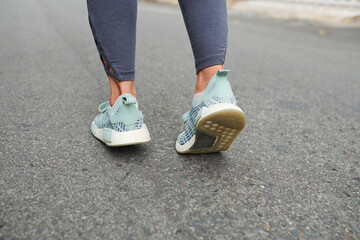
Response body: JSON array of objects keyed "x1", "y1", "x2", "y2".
[
  {"x1": 232, "y1": 0, "x2": 360, "y2": 26},
  {"x1": 140, "y1": 0, "x2": 178, "y2": 6},
  {"x1": 140, "y1": 0, "x2": 360, "y2": 26}
]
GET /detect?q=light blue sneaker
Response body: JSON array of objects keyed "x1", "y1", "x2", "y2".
[
  {"x1": 176, "y1": 70, "x2": 246, "y2": 154},
  {"x1": 91, "y1": 94, "x2": 151, "y2": 146}
]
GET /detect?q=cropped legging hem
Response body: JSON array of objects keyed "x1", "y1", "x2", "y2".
[
  {"x1": 195, "y1": 54, "x2": 225, "y2": 74},
  {"x1": 105, "y1": 68, "x2": 135, "y2": 82},
  {"x1": 87, "y1": 0, "x2": 228, "y2": 82},
  {"x1": 97, "y1": 45, "x2": 136, "y2": 81},
  {"x1": 88, "y1": 15, "x2": 135, "y2": 81}
]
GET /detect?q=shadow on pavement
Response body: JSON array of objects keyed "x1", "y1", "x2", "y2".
[{"x1": 103, "y1": 145, "x2": 150, "y2": 166}]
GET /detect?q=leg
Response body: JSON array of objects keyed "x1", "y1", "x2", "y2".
[
  {"x1": 87, "y1": 0, "x2": 137, "y2": 105},
  {"x1": 88, "y1": 0, "x2": 151, "y2": 146},
  {"x1": 178, "y1": 0, "x2": 228, "y2": 92},
  {"x1": 176, "y1": 1, "x2": 246, "y2": 154},
  {"x1": 109, "y1": 78, "x2": 137, "y2": 105}
]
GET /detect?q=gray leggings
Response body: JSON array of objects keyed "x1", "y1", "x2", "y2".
[{"x1": 87, "y1": 0, "x2": 228, "y2": 81}]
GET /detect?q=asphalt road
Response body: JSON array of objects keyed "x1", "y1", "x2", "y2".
[{"x1": 1, "y1": 0, "x2": 359, "y2": 239}]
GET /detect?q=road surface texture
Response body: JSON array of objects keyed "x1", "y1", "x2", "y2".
[{"x1": 1, "y1": 0, "x2": 359, "y2": 239}]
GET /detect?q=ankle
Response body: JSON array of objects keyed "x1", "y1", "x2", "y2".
[
  {"x1": 109, "y1": 75, "x2": 121, "y2": 106},
  {"x1": 108, "y1": 75, "x2": 137, "y2": 106},
  {"x1": 117, "y1": 80, "x2": 137, "y2": 98},
  {"x1": 195, "y1": 65, "x2": 224, "y2": 93}
]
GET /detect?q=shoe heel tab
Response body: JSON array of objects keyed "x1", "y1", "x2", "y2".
[
  {"x1": 109, "y1": 94, "x2": 138, "y2": 116},
  {"x1": 216, "y1": 70, "x2": 230, "y2": 79},
  {"x1": 211, "y1": 70, "x2": 235, "y2": 101},
  {"x1": 121, "y1": 94, "x2": 137, "y2": 105}
]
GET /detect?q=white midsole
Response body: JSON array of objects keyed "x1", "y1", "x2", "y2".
[
  {"x1": 91, "y1": 122, "x2": 151, "y2": 147},
  {"x1": 175, "y1": 103, "x2": 244, "y2": 153},
  {"x1": 201, "y1": 103, "x2": 243, "y2": 118},
  {"x1": 176, "y1": 134, "x2": 196, "y2": 153}
]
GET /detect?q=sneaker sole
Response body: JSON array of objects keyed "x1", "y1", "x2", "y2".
[
  {"x1": 176, "y1": 103, "x2": 246, "y2": 154},
  {"x1": 91, "y1": 122, "x2": 151, "y2": 147}
]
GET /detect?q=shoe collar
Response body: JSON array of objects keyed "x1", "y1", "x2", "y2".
[{"x1": 192, "y1": 70, "x2": 230, "y2": 106}]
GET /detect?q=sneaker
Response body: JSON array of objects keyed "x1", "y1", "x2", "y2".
[
  {"x1": 176, "y1": 70, "x2": 246, "y2": 154},
  {"x1": 91, "y1": 94, "x2": 151, "y2": 146}
]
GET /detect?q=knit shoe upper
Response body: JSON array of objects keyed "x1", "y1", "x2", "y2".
[
  {"x1": 91, "y1": 94, "x2": 151, "y2": 147},
  {"x1": 176, "y1": 70, "x2": 246, "y2": 154},
  {"x1": 93, "y1": 94, "x2": 144, "y2": 132},
  {"x1": 177, "y1": 70, "x2": 237, "y2": 146}
]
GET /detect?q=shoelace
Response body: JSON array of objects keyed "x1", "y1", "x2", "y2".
[{"x1": 98, "y1": 101, "x2": 110, "y2": 113}]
